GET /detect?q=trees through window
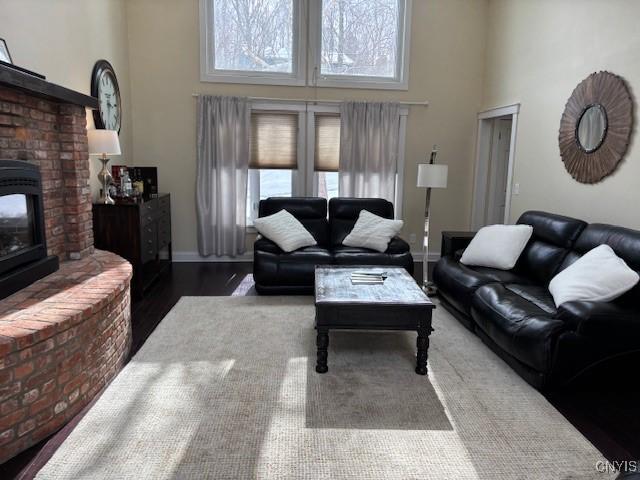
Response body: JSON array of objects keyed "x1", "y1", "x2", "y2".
[{"x1": 201, "y1": 0, "x2": 411, "y2": 89}]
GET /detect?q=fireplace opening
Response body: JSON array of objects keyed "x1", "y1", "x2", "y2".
[
  {"x1": 0, "y1": 160, "x2": 59, "y2": 300},
  {"x1": 0, "y1": 194, "x2": 36, "y2": 257}
]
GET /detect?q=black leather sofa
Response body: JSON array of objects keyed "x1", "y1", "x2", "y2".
[
  {"x1": 253, "y1": 197, "x2": 413, "y2": 294},
  {"x1": 433, "y1": 211, "x2": 640, "y2": 389}
]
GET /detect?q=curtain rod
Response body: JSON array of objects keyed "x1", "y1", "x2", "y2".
[{"x1": 191, "y1": 93, "x2": 428, "y2": 107}]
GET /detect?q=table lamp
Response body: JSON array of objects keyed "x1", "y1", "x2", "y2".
[
  {"x1": 417, "y1": 145, "x2": 448, "y2": 294},
  {"x1": 88, "y1": 129, "x2": 121, "y2": 205}
]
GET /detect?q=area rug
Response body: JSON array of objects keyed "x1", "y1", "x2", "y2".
[{"x1": 36, "y1": 296, "x2": 611, "y2": 479}]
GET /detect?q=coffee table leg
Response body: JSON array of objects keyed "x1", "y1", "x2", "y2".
[
  {"x1": 415, "y1": 327, "x2": 429, "y2": 375},
  {"x1": 316, "y1": 328, "x2": 329, "y2": 374}
]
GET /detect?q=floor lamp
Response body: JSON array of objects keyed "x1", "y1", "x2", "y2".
[{"x1": 417, "y1": 146, "x2": 448, "y2": 295}]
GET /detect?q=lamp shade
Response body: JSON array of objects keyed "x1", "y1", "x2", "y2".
[
  {"x1": 417, "y1": 163, "x2": 448, "y2": 188},
  {"x1": 88, "y1": 130, "x2": 121, "y2": 156}
]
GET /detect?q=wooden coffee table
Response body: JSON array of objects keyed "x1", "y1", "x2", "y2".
[{"x1": 314, "y1": 266, "x2": 435, "y2": 375}]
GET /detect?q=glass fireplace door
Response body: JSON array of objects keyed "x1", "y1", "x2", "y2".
[{"x1": 0, "y1": 194, "x2": 35, "y2": 258}]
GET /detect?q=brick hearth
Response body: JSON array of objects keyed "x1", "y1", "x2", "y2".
[{"x1": 0, "y1": 250, "x2": 132, "y2": 463}]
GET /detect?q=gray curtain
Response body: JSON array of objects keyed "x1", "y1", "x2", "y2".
[
  {"x1": 196, "y1": 96, "x2": 250, "y2": 257},
  {"x1": 338, "y1": 101, "x2": 401, "y2": 202}
]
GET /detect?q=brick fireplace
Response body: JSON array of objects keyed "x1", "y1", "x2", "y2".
[
  {"x1": 0, "y1": 86, "x2": 93, "y2": 260},
  {"x1": 0, "y1": 65, "x2": 132, "y2": 463}
]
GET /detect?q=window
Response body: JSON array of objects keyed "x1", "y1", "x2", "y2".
[
  {"x1": 247, "y1": 109, "x2": 300, "y2": 223},
  {"x1": 246, "y1": 102, "x2": 407, "y2": 226},
  {"x1": 200, "y1": 0, "x2": 306, "y2": 85},
  {"x1": 314, "y1": 0, "x2": 410, "y2": 88},
  {"x1": 200, "y1": 0, "x2": 411, "y2": 89},
  {"x1": 313, "y1": 114, "x2": 340, "y2": 199}
]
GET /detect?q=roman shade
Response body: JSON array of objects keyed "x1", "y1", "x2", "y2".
[
  {"x1": 250, "y1": 112, "x2": 298, "y2": 169},
  {"x1": 314, "y1": 114, "x2": 341, "y2": 172}
]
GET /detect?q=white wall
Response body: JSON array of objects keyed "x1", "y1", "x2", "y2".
[
  {"x1": 125, "y1": 0, "x2": 488, "y2": 257},
  {"x1": 483, "y1": 0, "x2": 640, "y2": 229},
  {"x1": 0, "y1": 0, "x2": 133, "y2": 199}
]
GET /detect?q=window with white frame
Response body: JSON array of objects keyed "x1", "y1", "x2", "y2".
[
  {"x1": 313, "y1": 113, "x2": 340, "y2": 200},
  {"x1": 246, "y1": 101, "x2": 407, "y2": 225},
  {"x1": 247, "y1": 109, "x2": 300, "y2": 223},
  {"x1": 200, "y1": 0, "x2": 411, "y2": 89}
]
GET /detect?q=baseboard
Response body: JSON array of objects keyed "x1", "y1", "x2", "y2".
[
  {"x1": 173, "y1": 250, "x2": 440, "y2": 263},
  {"x1": 173, "y1": 251, "x2": 253, "y2": 262},
  {"x1": 412, "y1": 251, "x2": 441, "y2": 263}
]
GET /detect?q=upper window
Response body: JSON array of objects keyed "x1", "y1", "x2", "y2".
[
  {"x1": 318, "y1": 0, "x2": 405, "y2": 84},
  {"x1": 200, "y1": 0, "x2": 411, "y2": 89},
  {"x1": 214, "y1": 0, "x2": 295, "y2": 74},
  {"x1": 201, "y1": 0, "x2": 305, "y2": 85}
]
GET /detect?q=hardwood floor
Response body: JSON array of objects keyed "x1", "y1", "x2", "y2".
[{"x1": 2, "y1": 262, "x2": 639, "y2": 479}]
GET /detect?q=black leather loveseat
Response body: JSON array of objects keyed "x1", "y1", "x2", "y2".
[
  {"x1": 433, "y1": 211, "x2": 640, "y2": 389},
  {"x1": 253, "y1": 197, "x2": 413, "y2": 294}
]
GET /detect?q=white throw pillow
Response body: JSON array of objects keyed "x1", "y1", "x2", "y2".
[
  {"x1": 549, "y1": 244, "x2": 639, "y2": 307},
  {"x1": 342, "y1": 210, "x2": 404, "y2": 253},
  {"x1": 460, "y1": 224, "x2": 533, "y2": 270},
  {"x1": 254, "y1": 209, "x2": 316, "y2": 253}
]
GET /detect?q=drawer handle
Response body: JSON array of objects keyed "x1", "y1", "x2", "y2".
[
  {"x1": 147, "y1": 228, "x2": 152, "y2": 233},
  {"x1": 147, "y1": 216, "x2": 152, "y2": 221},
  {"x1": 147, "y1": 239, "x2": 153, "y2": 244},
  {"x1": 148, "y1": 249, "x2": 154, "y2": 254}
]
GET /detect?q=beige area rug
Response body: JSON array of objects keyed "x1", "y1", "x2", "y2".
[{"x1": 36, "y1": 296, "x2": 612, "y2": 480}]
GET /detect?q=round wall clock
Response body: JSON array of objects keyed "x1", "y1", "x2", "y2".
[{"x1": 91, "y1": 60, "x2": 122, "y2": 133}]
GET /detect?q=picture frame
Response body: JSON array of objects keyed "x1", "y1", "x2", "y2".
[{"x1": 0, "y1": 38, "x2": 12, "y2": 64}]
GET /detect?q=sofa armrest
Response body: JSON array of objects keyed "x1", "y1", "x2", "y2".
[
  {"x1": 254, "y1": 237, "x2": 282, "y2": 254},
  {"x1": 386, "y1": 236, "x2": 410, "y2": 254},
  {"x1": 556, "y1": 301, "x2": 640, "y2": 338},
  {"x1": 440, "y1": 231, "x2": 476, "y2": 258}
]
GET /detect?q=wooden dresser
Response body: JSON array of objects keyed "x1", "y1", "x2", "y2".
[{"x1": 92, "y1": 194, "x2": 172, "y2": 298}]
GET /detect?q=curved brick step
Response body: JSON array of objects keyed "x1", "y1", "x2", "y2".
[{"x1": 0, "y1": 250, "x2": 132, "y2": 463}]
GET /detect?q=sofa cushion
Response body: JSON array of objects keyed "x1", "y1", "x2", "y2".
[
  {"x1": 259, "y1": 197, "x2": 329, "y2": 247},
  {"x1": 254, "y1": 237, "x2": 281, "y2": 254},
  {"x1": 254, "y1": 209, "x2": 317, "y2": 252},
  {"x1": 471, "y1": 284, "x2": 566, "y2": 371},
  {"x1": 343, "y1": 210, "x2": 404, "y2": 252},
  {"x1": 560, "y1": 223, "x2": 640, "y2": 308},
  {"x1": 514, "y1": 211, "x2": 587, "y2": 284},
  {"x1": 253, "y1": 246, "x2": 332, "y2": 287},
  {"x1": 329, "y1": 198, "x2": 394, "y2": 247},
  {"x1": 549, "y1": 244, "x2": 639, "y2": 307},
  {"x1": 460, "y1": 224, "x2": 533, "y2": 270},
  {"x1": 504, "y1": 284, "x2": 557, "y2": 315},
  {"x1": 471, "y1": 267, "x2": 537, "y2": 285},
  {"x1": 434, "y1": 257, "x2": 532, "y2": 316}
]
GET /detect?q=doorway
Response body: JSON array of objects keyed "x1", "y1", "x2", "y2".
[{"x1": 471, "y1": 104, "x2": 520, "y2": 229}]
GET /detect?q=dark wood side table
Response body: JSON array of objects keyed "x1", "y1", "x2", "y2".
[
  {"x1": 92, "y1": 194, "x2": 172, "y2": 299},
  {"x1": 314, "y1": 266, "x2": 435, "y2": 375},
  {"x1": 440, "y1": 230, "x2": 476, "y2": 258}
]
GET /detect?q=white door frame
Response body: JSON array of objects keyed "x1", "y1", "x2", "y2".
[{"x1": 471, "y1": 103, "x2": 520, "y2": 229}]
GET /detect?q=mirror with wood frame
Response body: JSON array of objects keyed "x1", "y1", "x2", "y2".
[{"x1": 559, "y1": 71, "x2": 633, "y2": 183}]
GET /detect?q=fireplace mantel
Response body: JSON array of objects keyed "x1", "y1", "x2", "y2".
[{"x1": 0, "y1": 63, "x2": 98, "y2": 109}]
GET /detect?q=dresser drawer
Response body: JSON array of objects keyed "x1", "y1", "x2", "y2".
[
  {"x1": 140, "y1": 198, "x2": 160, "y2": 226},
  {"x1": 158, "y1": 203, "x2": 170, "y2": 219},
  {"x1": 141, "y1": 222, "x2": 158, "y2": 263},
  {"x1": 158, "y1": 217, "x2": 171, "y2": 248}
]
